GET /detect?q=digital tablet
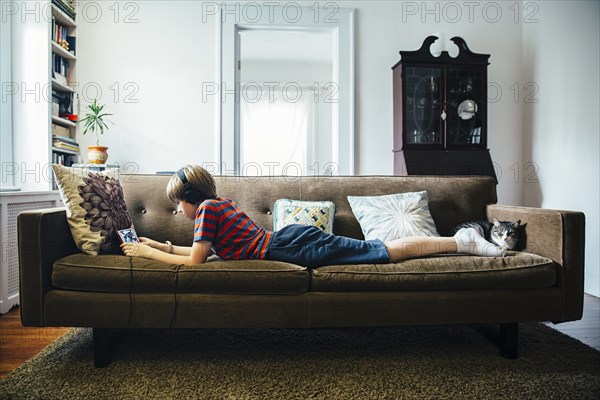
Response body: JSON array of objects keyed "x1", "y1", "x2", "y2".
[{"x1": 117, "y1": 227, "x2": 140, "y2": 244}]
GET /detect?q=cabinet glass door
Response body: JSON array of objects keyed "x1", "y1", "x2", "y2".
[
  {"x1": 445, "y1": 67, "x2": 486, "y2": 147},
  {"x1": 404, "y1": 67, "x2": 442, "y2": 146}
]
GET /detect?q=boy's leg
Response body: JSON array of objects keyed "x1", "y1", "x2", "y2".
[
  {"x1": 267, "y1": 225, "x2": 390, "y2": 267},
  {"x1": 384, "y1": 236, "x2": 457, "y2": 262},
  {"x1": 385, "y1": 227, "x2": 506, "y2": 262}
]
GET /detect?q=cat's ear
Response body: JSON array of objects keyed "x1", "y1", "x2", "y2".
[
  {"x1": 512, "y1": 220, "x2": 521, "y2": 228},
  {"x1": 493, "y1": 218, "x2": 500, "y2": 226}
]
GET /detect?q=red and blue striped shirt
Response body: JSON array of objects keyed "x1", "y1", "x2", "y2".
[{"x1": 194, "y1": 197, "x2": 273, "y2": 260}]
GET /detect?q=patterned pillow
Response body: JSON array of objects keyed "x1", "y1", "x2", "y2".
[
  {"x1": 52, "y1": 164, "x2": 133, "y2": 255},
  {"x1": 347, "y1": 191, "x2": 439, "y2": 242},
  {"x1": 273, "y1": 199, "x2": 335, "y2": 234}
]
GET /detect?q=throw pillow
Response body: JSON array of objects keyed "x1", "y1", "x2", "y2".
[
  {"x1": 52, "y1": 164, "x2": 133, "y2": 255},
  {"x1": 273, "y1": 199, "x2": 335, "y2": 234},
  {"x1": 347, "y1": 191, "x2": 440, "y2": 242}
]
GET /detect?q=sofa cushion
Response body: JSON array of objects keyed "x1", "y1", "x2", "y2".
[
  {"x1": 52, "y1": 254, "x2": 309, "y2": 294},
  {"x1": 310, "y1": 252, "x2": 556, "y2": 292},
  {"x1": 273, "y1": 199, "x2": 335, "y2": 234},
  {"x1": 347, "y1": 191, "x2": 440, "y2": 241},
  {"x1": 52, "y1": 164, "x2": 134, "y2": 255}
]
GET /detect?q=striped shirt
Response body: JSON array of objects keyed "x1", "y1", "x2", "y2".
[{"x1": 194, "y1": 197, "x2": 273, "y2": 260}]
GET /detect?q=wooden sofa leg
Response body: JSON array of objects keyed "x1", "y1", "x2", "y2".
[
  {"x1": 500, "y1": 323, "x2": 519, "y2": 359},
  {"x1": 93, "y1": 328, "x2": 112, "y2": 368}
]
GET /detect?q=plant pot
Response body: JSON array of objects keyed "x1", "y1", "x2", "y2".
[{"x1": 87, "y1": 146, "x2": 109, "y2": 164}]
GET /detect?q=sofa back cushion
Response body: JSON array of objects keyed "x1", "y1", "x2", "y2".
[
  {"x1": 301, "y1": 176, "x2": 497, "y2": 238},
  {"x1": 121, "y1": 175, "x2": 497, "y2": 243}
]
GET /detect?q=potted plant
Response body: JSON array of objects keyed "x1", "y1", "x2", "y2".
[{"x1": 79, "y1": 99, "x2": 113, "y2": 164}]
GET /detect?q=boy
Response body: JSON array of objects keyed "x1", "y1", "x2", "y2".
[{"x1": 121, "y1": 165, "x2": 505, "y2": 266}]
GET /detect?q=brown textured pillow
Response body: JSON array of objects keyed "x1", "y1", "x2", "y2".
[{"x1": 52, "y1": 164, "x2": 133, "y2": 255}]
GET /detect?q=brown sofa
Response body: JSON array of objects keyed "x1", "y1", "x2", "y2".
[{"x1": 18, "y1": 175, "x2": 585, "y2": 367}]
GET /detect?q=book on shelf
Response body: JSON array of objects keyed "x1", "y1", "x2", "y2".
[
  {"x1": 53, "y1": 134, "x2": 79, "y2": 144},
  {"x1": 52, "y1": 135, "x2": 78, "y2": 145},
  {"x1": 52, "y1": 0, "x2": 76, "y2": 19},
  {"x1": 52, "y1": 134, "x2": 78, "y2": 145},
  {"x1": 51, "y1": 18, "x2": 77, "y2": 55},
  {"x1": 53, "y1": 143, "x2": 80, "y2": 153},
  {"x1": 52, "y1": 152, "x2": 76, "y2": 167},
  {"x1": 53, "y1": 54, "x2": 70, "y2": 77},
  {"x1": 52, "y1": 17, "x2": 67, "y2": 43},
  {"x1": 52, "y1": 136, "x2": 80, "y2": 152},
  {"x1": 54, "y1": 0, "x2": 76, "y2": 13}
]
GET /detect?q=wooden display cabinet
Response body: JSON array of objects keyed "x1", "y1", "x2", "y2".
[{"x1": 392, "y1": 36, "x2": 497, "y2": 181}]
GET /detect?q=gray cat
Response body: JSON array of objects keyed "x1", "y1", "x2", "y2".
[{"x1": 452, "y1": 219, "x2": 521, "y2": 251}]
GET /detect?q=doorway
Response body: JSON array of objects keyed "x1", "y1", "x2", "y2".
[{"x1": 220, "y1": 5, "x2": 354, "y2": 176}]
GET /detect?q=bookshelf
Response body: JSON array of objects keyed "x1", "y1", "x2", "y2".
[{"x1": 50, "y1": 0, "x2": 80, "y2": 189}]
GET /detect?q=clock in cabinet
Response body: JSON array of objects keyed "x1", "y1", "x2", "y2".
[{"x1": 392, "y1": 36, "x2": 497, "y2": 182}]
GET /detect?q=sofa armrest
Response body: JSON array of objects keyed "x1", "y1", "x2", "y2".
[
  {"x1": 18, "y1": 208, "x2": 79, "y2": 326},
  {"x1": 486, "y1": 204, "x2": 585, "y2": 322}
]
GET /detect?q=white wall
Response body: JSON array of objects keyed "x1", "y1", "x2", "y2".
[
  {"x1": 77, "y1": 0, "x2": 217, "y2": 174},
  {"x1": 522, "y1": 1, "x2": 600, "y2": 296}
]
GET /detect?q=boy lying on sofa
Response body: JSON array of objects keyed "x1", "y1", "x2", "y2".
[{"x1": 121, "y1": 165, "x2": 506, "y2": 267}]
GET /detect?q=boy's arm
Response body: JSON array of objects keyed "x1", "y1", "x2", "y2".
[
  {"x1": 121, "y1": 241, "x2": 212, "y2": 265},
  {"x1": 171, "y1": 245, "x2": 193, "y2": 256},
  {"x1": 140, "y1": 237, "x2": 192, "y2": 256}
]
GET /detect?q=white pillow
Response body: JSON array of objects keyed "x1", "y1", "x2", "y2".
[{"x1": 347, "y1": 191, "x2": 440, "y2": 242}]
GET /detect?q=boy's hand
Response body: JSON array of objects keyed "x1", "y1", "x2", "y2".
[{"x1": 121, "y1": 242, "x2": 154, "y2": 259}]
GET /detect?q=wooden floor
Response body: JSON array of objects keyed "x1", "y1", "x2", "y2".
[
  {"x1": 0, "y1": 308, "x2": 70, "y2": 379},
  {"x1": 545, "y1": 293, "x2": 600, "y2": 350},
  {"x1": 1, "y1": 295, "x2": 598, "y2": 379}
]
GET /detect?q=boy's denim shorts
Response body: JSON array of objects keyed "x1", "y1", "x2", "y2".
[{"x1": 265, "y1": 224, "x2": 390, "y2": 268}]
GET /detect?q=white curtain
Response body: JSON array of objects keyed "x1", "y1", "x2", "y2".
[{"x1": 241, "y1": 85, "x2": 313, "y2": 176}]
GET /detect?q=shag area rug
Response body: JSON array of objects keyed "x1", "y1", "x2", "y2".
[{"x1": 1, "y1": 323, "x2": 599, "y2": 399}]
